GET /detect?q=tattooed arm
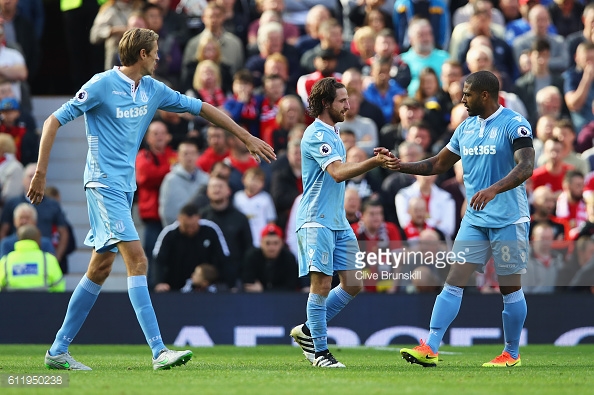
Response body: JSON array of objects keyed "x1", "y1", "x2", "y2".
[
  {"x1": 399, "y1": 146, "x2": 461, "y2": 176},
  {"x1": 469, "y1": 146, "x2": 535, "y2": 211}
]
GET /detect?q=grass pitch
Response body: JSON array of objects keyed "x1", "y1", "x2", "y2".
[{"x1": 0, "y1": 345, "x2": 592, "y2": 395}]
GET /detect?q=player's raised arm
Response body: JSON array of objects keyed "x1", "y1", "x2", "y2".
[
  {"x1": 397, "y1": 146, "x2": 460, "y2": 176},
  {"x1": 28, "y1": 115, "x2": 62, "y2": 205},
  {"x1": 469, "y1": 146, "x2": 534, "y2": 211},
  {"x1": 199, "y1": 102, "x2": 276, "y2": 163}
]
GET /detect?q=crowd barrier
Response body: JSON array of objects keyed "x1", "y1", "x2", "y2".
[{"x1": 1, "y1": 293, "x2": 592, "y2": 346}]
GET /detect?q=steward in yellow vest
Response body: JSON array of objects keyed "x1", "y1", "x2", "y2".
[{"x1": 0, "y1": 225, "x2": 65, "y2": 292}]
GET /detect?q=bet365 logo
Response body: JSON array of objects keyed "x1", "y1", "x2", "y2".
[
  {"x1": 462, "y1": 145, "x2": 496, "y2": 156},
  {"x1": 116, "y1": 105, "x2": 148, "y2": 119}
]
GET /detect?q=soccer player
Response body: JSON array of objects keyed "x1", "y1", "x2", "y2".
[
  {"x1": 398, "y1": 70, "x2": 534, "y2": 367},
  {"x1": 289, "y1": 78, "x2": 398, "y2": 368},
  {"x1": 27, "y1": 28, "x2": 275, "y2": 371}
]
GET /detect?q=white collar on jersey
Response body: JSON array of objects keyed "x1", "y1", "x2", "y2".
[
  {"x1": 314, "y1": 118, "x2": 340, "y2": 134},
  {"x1": 112, "y1": 66, "x2": 142, "y2": 99},
  {"x1": 478, "y1": 105, "x2": 504, "y2": 122}
]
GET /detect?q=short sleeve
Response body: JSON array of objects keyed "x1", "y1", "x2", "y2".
[
  {"x1": 53, "y1": 74, "x2": 105, "y2": 125},
  {"x1": 304, "y1": 131, "x2": 342, "y2": 171},
  {"x1": 506, "y1": 115, "x2": 533, "y2": 141},
  {"x1": 446, "y1": 122, "x2": 463, "y2": 156}
]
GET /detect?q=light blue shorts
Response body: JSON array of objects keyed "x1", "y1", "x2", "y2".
[
  {"x1": 452, "y1": 218, "x2": 529, "y2": 276},
  {"x1": 84, "y1": 187, "x2": 139, "y2": 253},
  {"x1": 297, "y1": 226, "x2": 359, "y2": 277}
]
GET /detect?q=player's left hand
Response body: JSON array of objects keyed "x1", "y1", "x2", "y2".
[
  {"x1": 245, "y1": 135, "x2": 276, "y2": 163},
  {"x1": 374, "y1": 147, "x2": 400, "y2": 170},
  {"x1": 470, "y1": 187, "x2": 497, "y2": 211}
]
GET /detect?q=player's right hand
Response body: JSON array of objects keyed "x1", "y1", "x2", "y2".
[
  {"x1": 245, "y1": 135, "x2": 277, "y2": 163},
  {"x1": 27, "y1": 173, "x2": 46, "y2": 205},
  {"x1": 374, "y1": 147, "x2": 400, "y2": 170}
]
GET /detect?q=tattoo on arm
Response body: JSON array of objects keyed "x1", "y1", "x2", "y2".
[
  {"x1": 399, "y1": 159, "x2": 435, "y2": 175},
  {"x1": 492, "y1": 147, "x2": 535, "y2": 194}
]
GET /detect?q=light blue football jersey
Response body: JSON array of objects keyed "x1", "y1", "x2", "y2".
[
  {"x1": 53, "y1": 67, "x2": 203, "y2": 192},
  {"x1": 447, "y1": 106, "x2": 532, "y2": 228},
  {"x1": 296, "y1": 119, "x2": 350, "y2": 231}
]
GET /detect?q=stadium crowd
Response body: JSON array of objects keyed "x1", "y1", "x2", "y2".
[{"x1": 1, "y1": 0, "x2": 594, "y2": 294}]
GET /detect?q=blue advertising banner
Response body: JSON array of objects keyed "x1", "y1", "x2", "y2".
[{"x1": 1, "y1": 293, "x2": 593, "y2": 346}]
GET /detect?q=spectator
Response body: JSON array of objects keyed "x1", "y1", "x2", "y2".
[
  {"x1": 186, "y1": 60, "x2": 228, "y2": 108},
  {"x1": 548, "y1": 0, "x2": 584, "y2": 38},
  {"x1": 242, "y1": 223, "x2": 300, "y2": 292},
  {"x1": 200, "y1": 176, "x2": 253, "y2": 290},
  {"x1": 505, "y1": 0, "x2": 557, "y2": 46},
  {"x1": 336, "y1": 88, "x2": 379, "y2": 156},
  {"x1": 180, "y1": 263, "x2": 219, "y2": 293},
  {"x1": 556, "y1": 169, "x2": 586, "y2": 231},
  {"x1": 341, "y1": 67, "x2": 386, "y2": 131},
  {"x1": 380, "y1": 141, "x2": 422, "y2": 225},
  {"x1": 224, "y1": 133, "x2": 262, "y2": 193},
  {"x1": 136, "y1": 121, "x2": 177, "y2": 259},
  {"x1": 297, "y1": 48, "x2": 342, "y2": 108},
  {"x1": 405, "y1": 121, "x2": 434, "y2": 156},
  {"x1": 214, "y1": 0, "x2": 250, "y2": 46},
  {"x1": 0, "y1": 163, "x2": 68, "y2": 261},
  {"x1": 0, "y1": 133, "x2": 22, "y2": 203},
  {"x1": 402, "y1": 196, "x2": 434, "y2": 241},
  {"x1": 0, "y1": 202, "x2": 55, "y2": 257},
  {"x1": 566, "y1": 4, "x2": 594, "y2": 68},
  {"x1": 344, "y1": 187, "x2": 362, "y2": 225},
  {"x1": 396, "y1": 174, "x2": 456, "y2": 240},
  {"x1": 400, "y1": 18, "x2": 450, "y2": 96},
  {"x1": 148, "y1": 0, "x2": 190, "y2": 48},
  {"x1": 269, "y1": 96, "x2": 304, "y2": 154},
  {"x1": 153, "y1": 203, "x2": 226, "y2": 292},
  {"x1": 364, "y1": 29, "x2": 412, "y2": 91},
  {"x1": 529, "y1": 185, "x2": 567, "y2": 240},
  {"x1": 531, "y1": 138, "x2": 574, "y2": 195},
  {"x1": 379, "y1": 96, "x2": 425, "y2": 152},
  {"x1": 300, "y1": 18, "x2": 363, "y2": 74},
  {"x1": 247, "y1": 9, "x2": 299, "y2": 48},
  {"x1": 351, "y1": 197, "x2": 403, "y2": 292},
  {"x1": 159, "y1": 140, "x2": 209, "y2": 226},
  {"x1": 533, "y1": 114, "x2": 556, "y2": 164},
  {"x1": 413, "y1": 67, "x2": 452, "y2": 133},
  {"x1": 283, "y1": 0, "x2": 337, "y2": 30},
  {"x1": 439, "y1": 160, "x2": 466, "y2": 235},
  {"x1": 233, "y1": 166, "x2": 277, "y2": 247},
  {"x1": 523, "y1": 222, "x2": 563, "y2": 293},
  {"x1": 294, "y1": 5, "x2": 331, "y2": 56},
  {"x1": 245, "y1": 21, "x2": 301, "y2": 89},
  {"x1": 0, "y1": 23, "x2": 28, "y2": 106},
  {"x1": 182, "y1": 3, "x2": 244, "y2": 76},
  {"x1": 512, "y1": 4, "x2": 568, "y2": 75},
  {"x1": 563, "y1": 41, "x2": 594, "y2": 132},
  {"x1": 197, "y1": 125, "x2": 230, "y2": 173},
  {"x1": 363, "y1": 57, "x2": 407, "y2": 124},
  {"x1": 514, "y1": 39, "x2": 567, "y2": 128},
  {"x1": 547, "y1": 119, "x2": 589, "y2": 175},
  {"x1": 350, "y1": 0, "x2": 392, "y2": 31},
  {"x1": 180, "y1": 32, "x2": 232, "y2": 94},
  {"x1": 344, "y1": 146, "x2": 383, "y2": 201},
  {"x1": 223, "y1": 69, "x2": 263, "y2": 138},
  {"x1": 440, "y1": 59, "x2": 464, "y2": 106},
  {"x1": 44, "y1": 186, "x2": 76, "y2": 275},
  {"x1": 90, "y1": 0, "x2": 142, "y2": 70},
  {"x1": 535, "y1": 85, "x2": 565, "y2": 122},
  {"x1": 394, "y1": 0, "x2": 451, "y2": 51},
  {"x1": 453, "y1": 0, "x2": 506, "y2": 28},
  {"x1": 190, "y1": 160, "x2": 233, "y2": 209},
  {"x1": 270, "y1": 138, "x2": 302, "y2": 231},
  {"x1": 0, "y1": 224, "x2": 64, "y2": 292},
  {"x1": 0, "y1": 97, "x2": 38, "y2": 165},
  {"x1": 556, "y1": 232, "x2": 594, "y2": 288},
  {"x1": 432, "y1": 102, "x2": 469, "y2": 155},
  {"x1": 258, "y1": 74, "x2": 285, "y2": 147}
]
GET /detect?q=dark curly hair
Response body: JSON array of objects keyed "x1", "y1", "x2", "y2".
[
  {"x1": 465, "y1": 70, "x2": 499, "y2": 103},
  {"x1": 307, "y1": 78, "x2": 345, "y2": 118}
]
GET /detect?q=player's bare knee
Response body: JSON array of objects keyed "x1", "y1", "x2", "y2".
[{"x1": 126, "y1": 259, "x2": 148, "y2": 276}]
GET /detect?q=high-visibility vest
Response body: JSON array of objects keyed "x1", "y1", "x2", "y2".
[
  {"x1": 0, "y1": 240, "x2": 65, "y2": 292},
  {"x1": 60, "y1": 0, "x2": 106, "y2": 12}
]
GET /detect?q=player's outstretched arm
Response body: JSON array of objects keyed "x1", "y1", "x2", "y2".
[
  {"x1": 469, "y1": 146, "x2": 534, "y2": 211},
  {"x1": 27, "y1": 115, "x2": 61, "y2": 205},
  {"x1": 397, "y1": 146, "x2": 460, "y2": 176},
  {"x1": 199, "y1": 102, "x2": 276, "y2": 163},
  {"x1": 326, "y1": 147, "x2": 399, "y2": 183}
]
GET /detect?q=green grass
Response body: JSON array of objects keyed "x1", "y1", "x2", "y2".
[{"x1": 0, "y1": 345, "x2": 592, "y2": 395}]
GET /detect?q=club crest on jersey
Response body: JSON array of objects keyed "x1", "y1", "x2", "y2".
[
  {"x1": 319, "y1": 143, "x2": 332, "y2": 156},
  {"x1": 75, "y1": 90, "x2": 89, "y2": 103},
  {"x1": 489, "y1": 128, "x2": 497, "y2": 139},
  {"x1": 518, "y1": 126, "x2": 531, "y2": 137},
  {"x1": 140, "y1": 90, "x2": 148, "y2": 102},
  {"x1": 321, "y1": 252, "x2": 329, "y2": 265}
]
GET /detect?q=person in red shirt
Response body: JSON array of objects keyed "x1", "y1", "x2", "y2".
[
  {"x1": 531, "y1": 138, "x2": 574, "y2": 195},
  {"x1": 403, "y1": 196, "x2": 435, "y2": 241},
  {"x1": 259, "y1": 74, "x2": 285, "y2": 147},
  {"x1": 135, "y1": 121, "x2": 177, "y2": 260},
  {"x1": 556, "y1": 170, "x2": 587, "y2": 231},
  {"x1": 196, "y1": 125, "x2": 229, "y2": 172},
  {"x1": 351, "y1": 197, "x2": 403, "y2": 292}
]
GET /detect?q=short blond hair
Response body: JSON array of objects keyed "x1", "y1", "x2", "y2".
[
  {"x1": 118, "y1": 28, "x2": 159, "y2": 66},
  {"x1": 193, "y1": 60, "x2": 221, "y2": 90},
  {"x1": 0, "y1": 133, "x2": 16, "y2": 154}
]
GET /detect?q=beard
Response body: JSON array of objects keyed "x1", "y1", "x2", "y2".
[{"x1": 328, "y1": 107, "x2": 345, "y2": 123}]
